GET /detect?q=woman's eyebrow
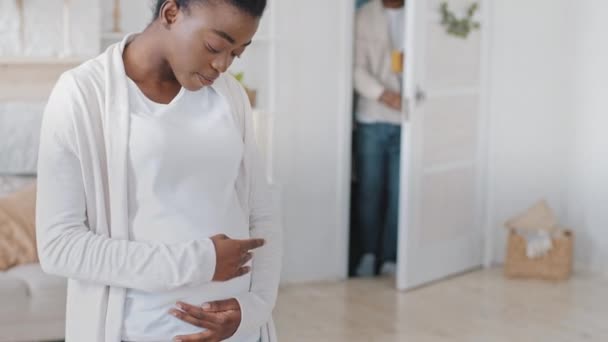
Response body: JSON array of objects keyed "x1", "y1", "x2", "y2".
[{"x1": 212, "y1": 29, "x2": 252, "y2": 47}]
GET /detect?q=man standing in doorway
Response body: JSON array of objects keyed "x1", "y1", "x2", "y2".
[{"x1": 354, "y1": 0, "x2": 405, "y2": 276}]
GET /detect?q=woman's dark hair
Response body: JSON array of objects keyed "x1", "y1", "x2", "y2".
[{"x1": 154, "y1": 0, "x2": 267, "y2": 18}]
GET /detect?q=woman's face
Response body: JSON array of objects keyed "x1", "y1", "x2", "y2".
[{"x1": 161, "y1": 1, "x2": 259, "y2": 91}]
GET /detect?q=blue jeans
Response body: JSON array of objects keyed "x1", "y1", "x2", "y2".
[{"x1": 355, "y1": 122, "x2": 401, "y2": 262}]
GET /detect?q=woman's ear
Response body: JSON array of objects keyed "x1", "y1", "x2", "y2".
[{"x1": 159, "y1": 0, "x2": 180, "y2": 28}]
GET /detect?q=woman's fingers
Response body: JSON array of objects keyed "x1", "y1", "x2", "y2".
[
  {"x1": 172, "y1": 299, "x2": 242, "y2": 342},
  {"x1": 201, "y1": 298, "x2": 240, "y2": 313},
  {"x1": 169, "y1": 308, "x2": 217, "y2": 330},
  {"x1": 173, "y1": 330, "x2": 215, "y2": 342},
  {"x1": 235, "y1": 238, "x2": 265, "y2": 252},
  {"x1": 211, "y1": 236, "x2": 261, "y2": 282},
  {"x1": 241, "y1": 252, "x2": 253, "y2": 265},
  {"x1": 175, "y1": 302, "x2": 223, "y2": 324},
  {"x1": 235, "y1": 266, "x2": 251, "y2": 277}
]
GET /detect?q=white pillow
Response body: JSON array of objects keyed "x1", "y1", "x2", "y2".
[{"x1": 0, "y1": 176, "x2": 36, "y2": 197}]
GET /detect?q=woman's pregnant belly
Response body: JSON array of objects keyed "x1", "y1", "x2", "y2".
[
  {"x1": 122, "y1": 195, "x2": 251, "y2": 341},
  {"x1": 122, "y1": 273, "x2": 251, "y2": 341}
]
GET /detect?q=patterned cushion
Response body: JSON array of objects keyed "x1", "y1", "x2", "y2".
[{"x1": 0, "y1": 182, "x2": 38, "y2": 271}]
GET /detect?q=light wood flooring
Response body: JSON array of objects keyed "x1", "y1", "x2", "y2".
[{"x1": 274, "y1": 268, "x2": 608, "y2": 342}]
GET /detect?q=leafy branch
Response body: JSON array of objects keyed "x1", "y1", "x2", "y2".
[{"x1": 440, "y1": 2, "x2": 480, "y2": 39}]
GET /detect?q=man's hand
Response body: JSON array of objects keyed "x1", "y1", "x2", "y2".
[
  {"x1": 170, "y1": 298, "x2": 242, "y2": 342},
  {"x1": 210, "y1": 234, "x2": 264, "y2": 282},
  {"x1": 379, "y1": 90, "x2": 402, "y2": 111}
]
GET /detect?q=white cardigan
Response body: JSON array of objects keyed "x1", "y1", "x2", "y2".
[{"x1": 36, "y1": 35, "x2": 281, "y2": 342}]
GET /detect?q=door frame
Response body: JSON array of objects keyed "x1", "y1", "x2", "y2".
[
  {"x1": 336, "y1": 0, "x2": 356, "y2": 279},
  {"x1": 479, "y1": 0, "x2": 496, "y2": 269}
]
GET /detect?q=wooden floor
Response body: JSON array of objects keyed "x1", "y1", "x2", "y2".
[{"x1": 274, "y1": 268, "x2": 608, "y2": 342}]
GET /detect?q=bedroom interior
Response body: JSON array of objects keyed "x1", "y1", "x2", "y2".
[{"x1": 1, "y1": 0, "x2": 607, "y2": 341}]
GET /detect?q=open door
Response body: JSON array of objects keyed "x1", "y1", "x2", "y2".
[{"x1": 397, "y1": 0, "x2": 486, "y2": 290}]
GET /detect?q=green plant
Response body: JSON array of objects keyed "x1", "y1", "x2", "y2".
[
  {"x1": 232, "y1": 71, "x2": 245, "y2": 84},
  {"x1": 230, "y1": 71, "x2": 257, "y2": 107},
  {"x1": 440, "y1": 2, "x2": 480, "y2": 39}
]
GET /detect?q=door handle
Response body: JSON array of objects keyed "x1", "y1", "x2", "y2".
[{"x1": 415, "y1": 86, "x2": 427, "y2": 105}]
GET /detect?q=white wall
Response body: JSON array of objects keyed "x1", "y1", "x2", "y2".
[
  {"x1": 566, "y1": 0, "x2": 608, "y2": 277},
  {"x1": 486, "y1": 0, "x2": 575, "y2": 264},
  {"x1": 273, "y1": 0, "x2": 353, "y2": 283},
  {"x1": 487, "y1": 1, "x2": 608, "y2": 276},
  {"x1": 101, "y1": 0, "x2": 152, "y2": 34}
]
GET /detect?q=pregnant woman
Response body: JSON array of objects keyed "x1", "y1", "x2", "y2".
[{"x1": 36, "y1": 1, "x2": 281, "y2": 341}]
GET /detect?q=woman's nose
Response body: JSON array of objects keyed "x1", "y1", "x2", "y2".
[{"x1": 211, "y1": 55, "x2": 230, "y2": 73}]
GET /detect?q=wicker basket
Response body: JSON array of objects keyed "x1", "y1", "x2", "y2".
[{"x1": 504, "y1": 229, "x2": 573, "y2": 281}]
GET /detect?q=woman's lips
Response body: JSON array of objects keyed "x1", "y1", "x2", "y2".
[{"x1": 197, "y1": 73, "x2": 215, "y2": 86}]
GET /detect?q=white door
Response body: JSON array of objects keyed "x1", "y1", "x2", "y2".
[{"x1": 397, "y1": 0, "x2": 487, "y2": 290}]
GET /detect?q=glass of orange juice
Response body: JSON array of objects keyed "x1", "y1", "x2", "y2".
[{"x1": 391, "y1": 50, "x2": 404, "y2": 74}]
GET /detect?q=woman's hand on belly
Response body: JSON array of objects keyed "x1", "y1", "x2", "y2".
[
  {"x1": 211, "y1": 234, "x2": 265, "y2": 282},
  {"x1": 170, "y1": 298, "x2": 241, "y2": 342}
]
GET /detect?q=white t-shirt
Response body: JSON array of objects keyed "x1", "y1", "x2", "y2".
[
  {"x1": 385, "y1": 7, "x2": 405, "y2": 51},
  {"x1": 121, "y1": 78, "x2": 259, "y2": 342}
]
